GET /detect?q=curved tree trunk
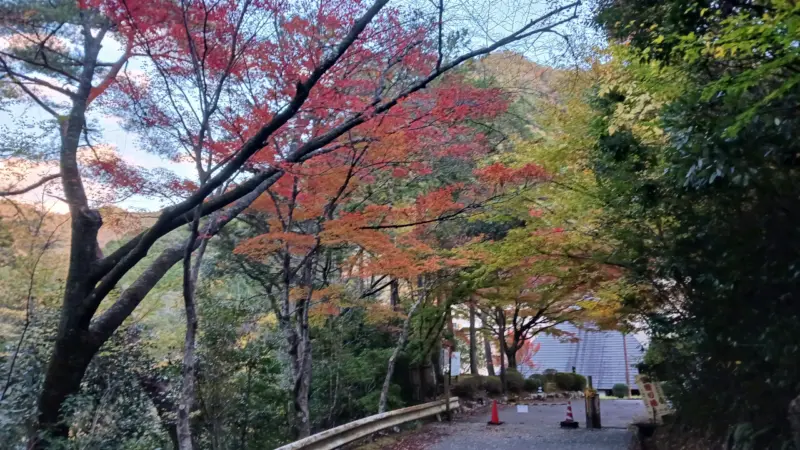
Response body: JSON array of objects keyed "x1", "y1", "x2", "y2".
[
  {"x1": 378, "y1": 291, "x2": 423, "y2": 413},
  {"x1": 176, "y1": 210, "x2": 205, "y2": 450}
]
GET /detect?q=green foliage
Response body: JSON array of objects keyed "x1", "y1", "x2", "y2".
[
  {"x1": 553, "y1": 372, "x2": 574, "y2": 391},
  {"x1": 572, "y1": 374, "x2": 587, "y2": 392},
  {"x1": 452, "y1": 375, "x2": 484, "y2": 399},
  {"x1": 592, "y1": 0, "x2": 800, "y2": 446},
  {"x1": 549, "y1": 372, "x2": 586, "y2": 392},
  {"x1": 1, "y1": 311, "x2": 170, "y2": 449},
  {"x1": 482, "y1": 376, "x2": 503, "y2": 395},
  {"x1": 523, "y1": 377, "x2": 541, "y2": 393},
  {"x1": 612, "y1": 384, "x2": 628, "y2": 399},
  {"x1": 527, "y1": 373, "x2": 545, "y2": 383},
  {"x1": 310, "y1": 309, "x2": 406, "y2": 429},
  {"x1": 504, "y1": 370, "x2": 525, "y2": 393},
  {"x1": 194, "y1": 278, "x2": 290, "y2": 450}
]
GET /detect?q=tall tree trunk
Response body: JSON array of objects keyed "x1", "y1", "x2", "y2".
[
  {"x1": 291, "y1": 329, "x2": 312, "y2": 439},
  {"x1": 36, "y1": 337, "x2": 100, "y2": 444},
  {"x1": 283, "y1": 256, "x2": 314, "y2": 439},
  {"x1": 33, "y1": 32, "x2": 104, "y2": 448},
  {"x1": 390, "y1": 279, "x2": 400, "y2": 311},
  {"x1": 378, "y1": 291, "x2": 423, "y2": 413},
  {"x1": 177, "y1": 208, "x2": 205, "y2": 450},
  {"x1": 496, "y1": 308, "x2": 507, "y2": 393},
  {"x1": 483, "y1": 334, "x2": 495, "y2": 376},
  {"x1": 469, "y1": 303, "x2": 478, "y2": 375},
  {"x1": 505, "y1": 345, "x2": 518, "y2": 371},
  {"x1": 505, "y1": 332, "x2": 519, "y2": 371}
]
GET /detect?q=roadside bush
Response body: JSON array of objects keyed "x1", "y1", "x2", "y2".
[
  {"x1": 543, "y1": 368, "x2": 558, "y2": 380},
  {"x1": 573, "y1": 374, "x2": 587, "y2": 391},
  {"x1": 452, "y1": 375, "x2": 483, "y2": 399},
  {"x1": 524, "y1": 377, "x2": 541, "y2": 392},
  {"x1": 552, "y1": 372, "x2": 588, "y2": 391},
  {"x1": 505, "y1": 370, "x2": 525, "y2": 393},
  {"x1": 528, "y1": 373, "x2": 545, "y2": 384},
  {"x1": 554, "y1": 372, "x2": 576, "y2": 391},
  {"x1": 612, "y1": 383, "x2": 628, "y2": 398},
  {"x1": 483, "y1": 376, "x2": 503, "y2": 395}
]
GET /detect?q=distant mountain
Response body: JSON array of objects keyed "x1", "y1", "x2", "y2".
[
  {"x1": 467, "y1": 51, "x2": 561, "y2": 102},
  {"x1": 0, "y1": 202, "x2": 157, "y2": 254}
]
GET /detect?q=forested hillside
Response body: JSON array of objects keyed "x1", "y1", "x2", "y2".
[{"x1": 3, "y1": 0, "x2": 800, "y2": 449}]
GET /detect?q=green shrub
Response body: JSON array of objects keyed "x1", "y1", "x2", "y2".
[
  {"x1": 551, "y1": 372, "x2": 588, "y2": 391},
  {"x1": 543, "y1": 368, "x2": 558, "y2": 380},
  {"x1": 505, "y1": 370, "x2": 525, "y2": 393},
  {"x1": 452, "y1": 375, "x2": 483, "y2": 399},
  {"x1": 612, "y1": 383, "x2": 629, "y2": 398},
  {"x1": 554, "y1": 372, "x2": 575, "y2": 391},
  {"x1": 483, "y1": 376, "x2": 502, "y2": 395},
  {"x1": 524, "y1": 377, "x2": 541, "y2": 392},
  {"x1": 572, "y1": 374, "x2": 587, "y2": 391},
  {"x1": 527, "y1": 373, "x2": 545, "y2": 384}
]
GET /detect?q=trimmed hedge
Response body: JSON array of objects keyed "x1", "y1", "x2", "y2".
[
  {"x1": 612, "y1": 383, "x2": 629, "y2": 398},
  {"x1": 452, "y1": 375, "x2": 483, "y2": 399},
  {"x1": 554, "y1": 372, "x2": 574, "y2": 391},
  {"x1": 553, "y1": 372, "x2": 588, "y2": 391},
  {"x1": 527, "y1": 372, "x2": 588, "y2": 391},
  {"x1": 524, "y1": 377, "x2": 541, "y2": 392},
  {"x1": 505, "y1": 370, "x2": 525, "y2": 393},
  {"x1": 573, "y1": 374, "x2": 588, "y2": 391},
  {"x1": 483, "y1": 376, "x2": 503, "y2": 395}
]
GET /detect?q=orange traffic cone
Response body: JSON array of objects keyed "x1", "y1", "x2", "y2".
[
  {"x1": 487, "y1": 399, "x2": 503, "y2": 425},
  {"x1": 560, "y1": 401, "x2": 579, "y2": 428}
]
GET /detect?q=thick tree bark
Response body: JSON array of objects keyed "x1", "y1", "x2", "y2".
[
  {"x1": 378, "y1": 290, "x2": 423, "y2": 413},
  {"x1": 275, "y1": 254, "x2": 315, "y2": 440},
  {"x1": 35, "y1": 335, "x2": 101, "y2": 444},
  {"x1": 33, "y1": 27, "x2": 104, "y2": 447},
  {"x1": 35, "y1": 177, "x2": 271, "y2": 447},
  {"x1": 292, "y1": 334, "x2": 312, "y2": 439},
  {"x1": 505, "y1": 328, "x2": 520, "y2": 371},
  {"x1": 504, "y1": 345, "x2": 518, "y2": 371},
  {"x1": 483, "y1": 335, "x2": 495, "y2": 376},
  {"x1": 469, "y1": 303, "x2": 478, "y2": 375}
]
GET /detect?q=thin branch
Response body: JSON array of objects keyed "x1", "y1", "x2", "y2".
[{"x1": 0, "y1": 174, "x2": 61, "y2": 197}]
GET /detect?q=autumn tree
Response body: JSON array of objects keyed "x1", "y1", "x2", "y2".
[
  {"x1": 0, "y1": 0, "x2": 582, "y2": 444},
  {"x1": 230, "y1": 74, "x2": 520, "y2": 431}
]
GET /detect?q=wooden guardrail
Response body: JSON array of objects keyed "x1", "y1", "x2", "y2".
[{"x1": 274, "y1": 397, "x2": 460, "y2": 450}]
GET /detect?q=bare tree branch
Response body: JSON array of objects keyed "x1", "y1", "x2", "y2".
[{"x1": 0, "y1": 174, "x2": 61, "y2": 197}]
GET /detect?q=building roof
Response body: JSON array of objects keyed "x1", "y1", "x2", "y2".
[{"x1": 519, "y1": 323, "x2": 645, "y2": 390}]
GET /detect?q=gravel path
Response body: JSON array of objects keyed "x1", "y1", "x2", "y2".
[{"x1": 418, "y1": 399, "x2": 644, "y2": 450}]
